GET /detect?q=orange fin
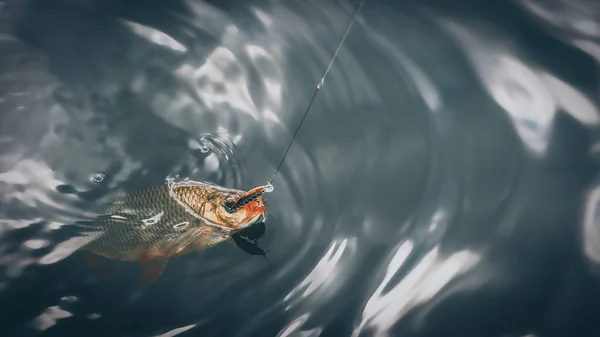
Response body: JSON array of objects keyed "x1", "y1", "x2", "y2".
[
  {"x1": 80, "y1": 251, "x2": 114, "y2": 283},
  {"x1": 139, "y1": 253, "x2": 169, "y2": 285}
]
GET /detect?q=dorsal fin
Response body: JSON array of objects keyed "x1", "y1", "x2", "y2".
[{"x1": 139, "y1": 252, "x2": 169, "y2": 285}]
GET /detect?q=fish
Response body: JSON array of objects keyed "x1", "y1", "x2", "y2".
[{"x1": 74, "y1": 180, "x2": 268, "y2": 284}]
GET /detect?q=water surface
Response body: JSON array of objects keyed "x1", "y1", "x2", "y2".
[{"x1": 1, "y1": 0, "x2": 600, "y2": 336}]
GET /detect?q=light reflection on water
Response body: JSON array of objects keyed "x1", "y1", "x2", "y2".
[{"x1": 1, "y1": 0, "x2": 600, "y2": 336}]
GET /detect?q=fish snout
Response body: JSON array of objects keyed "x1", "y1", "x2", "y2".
[{"x1": 237, "y1": 199, "x2": 266, "y2": 229}]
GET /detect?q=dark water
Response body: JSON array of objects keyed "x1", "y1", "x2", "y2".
[{"x1": 2, "y1": 0, "x2": 600, "y2": 336}]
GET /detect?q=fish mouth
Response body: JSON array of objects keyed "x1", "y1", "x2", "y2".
[
  {"x1": 238, "y1": 212, "x2": 266, "y2": 230},
  {"x1": 225, "y1": 185, "x2": 268, "y2": 213}
]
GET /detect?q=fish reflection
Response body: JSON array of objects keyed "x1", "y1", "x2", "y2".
[{"x1": 75, "y1": 180, "x2": 268, "y2": 284}]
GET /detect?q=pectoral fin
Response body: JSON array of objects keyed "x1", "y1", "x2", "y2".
[{"x1": 139, "y1": 253, "x2": 169, "y2": 285}]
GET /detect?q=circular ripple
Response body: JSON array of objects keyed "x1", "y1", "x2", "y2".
[{"x1": 1, "y1": 0, "x2": 598, "y2": 337}]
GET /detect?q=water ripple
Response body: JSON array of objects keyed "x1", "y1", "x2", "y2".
[{"x1": 1, "y1": 0, "x2": 599, "y2": 336}]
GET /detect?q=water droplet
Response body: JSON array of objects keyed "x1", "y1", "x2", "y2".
[
  {"x1": 142, "y1": 212, "x2": 163, "y2": 226},
  {"x1": 189, "y1": 137, "x2": 210, "y2": 153},
  {"x1": 90, "y1": 173, "x2": 105, "y2": 183},
  {"x1": 173, "y1": 222, "x2": 189, "y2": 230},
  {"x1": 265, "y1": 182, "x2": 274, "y2": 193}
]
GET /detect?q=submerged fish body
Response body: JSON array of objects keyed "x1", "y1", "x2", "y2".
[{"x1": 76, "y1": 180, "x2": 267, "y2": 283}]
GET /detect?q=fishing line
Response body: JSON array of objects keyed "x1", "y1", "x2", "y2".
[{"x1": 266, "y1": 0, "x2": 367, "y2": 190}]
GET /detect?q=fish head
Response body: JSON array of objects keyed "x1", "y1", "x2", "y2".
[
  {"x1": 170, "y1": 181, "x2": 267, "y2": 231},
  {"x1": 217, "y1": 185, "x2": 267, "y2": 230}
]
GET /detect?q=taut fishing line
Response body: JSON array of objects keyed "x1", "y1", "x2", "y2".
[
  {"x1": 265, "y1": 0, "x2": 367, "y2": 192},
  {"x1": 222, "y1": 0, "x2": 366, "y2": 211}
]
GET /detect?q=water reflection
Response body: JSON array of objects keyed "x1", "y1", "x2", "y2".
[
  {"x1": 125, "y1": 20, "x2": 188, "y2": 53},
  {"x1": 0, "y1": 0, "x2": 599, "y2": 336},
  {"x1": 583, "y1": 181, "x2": 600, "y2": 282},
  {"x1": 353, "y1": 241, "x2": 480, "y2": 337},
  {"x1": 155, "y1": 324, "x2": 197, "y2": 337}
]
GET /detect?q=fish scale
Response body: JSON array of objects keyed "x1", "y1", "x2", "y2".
[
  {"x1": 75, "y1": 181, "x2": 267, "y2": 284},
  {"x1": 80, "y1": 184, "x2": 207, "y2": 261}
]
